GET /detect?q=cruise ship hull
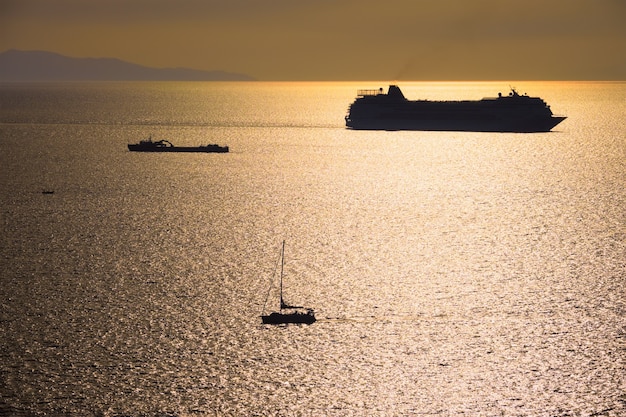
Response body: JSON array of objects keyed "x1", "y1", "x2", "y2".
[{"x1": 346, "y1": 115, "x2": 567, "y2": 133}]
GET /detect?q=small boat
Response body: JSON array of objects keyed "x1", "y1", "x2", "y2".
[
  {"x1": 128, "y1": 137, "x2": 229, "y2": 153},
  {"x1": 261, "y1": 240, "x2": 316, "y2": 325}
]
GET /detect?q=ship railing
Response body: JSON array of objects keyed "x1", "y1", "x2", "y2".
[{"x1": 357, "y1": 88, "x2": 383, "y2": 97}]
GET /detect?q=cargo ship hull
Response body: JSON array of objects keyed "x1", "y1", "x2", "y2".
[{"x1": 127, "y1": 144, "x2": 229, "y2": 153}]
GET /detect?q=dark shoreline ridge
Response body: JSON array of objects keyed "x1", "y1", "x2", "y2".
[{"x1": 0, "y1": 49, "x2": 256, "y2": 81}]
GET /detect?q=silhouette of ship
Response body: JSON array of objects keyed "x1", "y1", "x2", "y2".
[
  {"x1": 261, "y1": 240, "x2": 316, "y2": 325},
  {"x1": 345, "y1": 85, "x2": 566, "y2": 132},
  {"x1": 128, "y1": 137, "x2": 229, "y2": 153}
]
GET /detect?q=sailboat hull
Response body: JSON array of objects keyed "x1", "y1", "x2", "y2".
[{"x1": 261, "y1": 311, "x2": 316, "y2": 325}]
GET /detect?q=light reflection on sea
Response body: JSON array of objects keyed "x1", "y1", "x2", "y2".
[{"x1": 0, "y1": 82, "x2": 625, "y2": 416}]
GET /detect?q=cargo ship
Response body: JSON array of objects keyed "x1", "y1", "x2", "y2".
[
  {"x1": 128, "y1": 137, "x2": 229, "y2": 153},
  {"x1": 345, "y1": 85, "x2": 566, "y2": 132}
]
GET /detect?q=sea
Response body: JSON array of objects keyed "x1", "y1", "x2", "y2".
[{"x1": 0, "y1": 81, "x2": 624, "y2": 416}]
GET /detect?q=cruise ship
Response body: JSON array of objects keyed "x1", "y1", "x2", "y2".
[{"x1": 345, "y1": 85, "x2": 566, "y2": 132}]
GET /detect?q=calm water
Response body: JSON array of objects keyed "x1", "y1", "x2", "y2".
[{"x1": 1, "y1": 81, "x2": 625, "y2": 416}]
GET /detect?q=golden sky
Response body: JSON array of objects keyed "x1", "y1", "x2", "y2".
[{"x1": 1, "y1": 0, "x2": 625, "y2": 80}]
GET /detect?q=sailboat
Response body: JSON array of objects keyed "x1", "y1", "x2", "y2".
[{"x1": 261, "y1": 240, "x2": 316, "y2": 325}]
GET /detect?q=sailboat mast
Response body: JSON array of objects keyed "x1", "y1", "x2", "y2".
[{"x1": 280, "y1": 240, "x2": 285, "y2": 309}]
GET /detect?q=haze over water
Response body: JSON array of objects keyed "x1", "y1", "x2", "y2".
[{"x1": 1, "y1": 81, "x2": 625, "y2": 416}]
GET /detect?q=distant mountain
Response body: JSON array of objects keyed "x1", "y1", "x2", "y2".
[{"x1": 0, "y1": 50, "x2": 255, "y2": 81}]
